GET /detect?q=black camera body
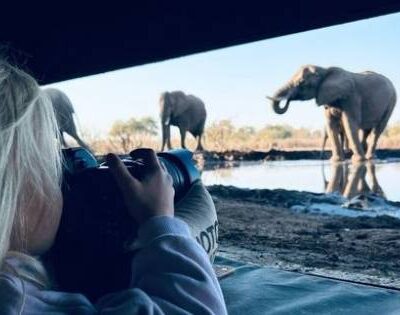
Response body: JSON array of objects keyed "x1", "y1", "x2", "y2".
[{"x1": 47, "y1": 148, "x2": 200, "y2": 301}]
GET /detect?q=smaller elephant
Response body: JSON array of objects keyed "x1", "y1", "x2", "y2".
[
  {"x1": 321, "y1": 109, "x2": 348, "y2": 159},
  {"x1": 43, "y1": 88, "x2": 91, "y2": 152},
  {"x1": 160, "y1": 91, "x2": 207, "y2": 151},
  {"x1": 321, "y1": 127, "x2": 348, "y2": 158}
]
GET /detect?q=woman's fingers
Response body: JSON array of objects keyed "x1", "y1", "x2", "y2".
[
  {"x1": 106, "y1": 153, "x2": 140, "y2": 193},
  {"x1": 106, "y1": 151, "x2": 175, "y2": 223},
  {"x1": 129, "y1": 148, "x2": 161, "y2": 171}
]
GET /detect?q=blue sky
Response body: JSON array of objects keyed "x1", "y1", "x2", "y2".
[{"x1": 46, "y1": 12, "x2": 400, "y2": 136}]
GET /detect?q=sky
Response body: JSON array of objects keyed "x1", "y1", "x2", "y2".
[{"x1": 46, "y1": 12, "x2": 400, "y2": 137}]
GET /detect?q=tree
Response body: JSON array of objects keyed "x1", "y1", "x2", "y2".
[
  {"x1": 205, "y1": 120, "x2": 236, "y2": 150},
  {"x1": 109, "y1": 117, "x2": 158, "y2": 153},
  {"x1": 386, "y1": 122, "x2": 400, "y2": 137}
]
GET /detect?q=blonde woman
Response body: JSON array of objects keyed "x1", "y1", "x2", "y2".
[{"x1": 0, "y1": 61, "x2": 227, "y2": 314}]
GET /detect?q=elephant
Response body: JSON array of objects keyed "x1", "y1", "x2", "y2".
[
  {"x1": 43, "y1": 88, "x2": 92, "y2": 152},
  {"x1": 160, "y1": 91, "x2": 207, "y2": 151},
  {"x1": 267, "y1": 65, "x2": 397, "y2": 162}
]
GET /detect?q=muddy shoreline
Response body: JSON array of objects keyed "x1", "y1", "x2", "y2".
[{"x1": 209, "y1": 185, "x2": 400, "y2": 288}]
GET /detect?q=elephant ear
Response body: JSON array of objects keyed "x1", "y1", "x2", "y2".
[
  {"x1": 162, "y1": 92, "x2": 175, "y2": 113},
  {"x1": 316, "y1": 69, "x2": 354, "y2": 106}
]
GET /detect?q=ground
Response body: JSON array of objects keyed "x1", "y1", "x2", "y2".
[{"x1": 208, "y1": 185, "x2": 400, "y2": 289}]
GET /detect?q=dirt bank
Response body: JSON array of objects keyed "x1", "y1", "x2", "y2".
[{"x1": 208, "y1": 185, "x2": 400, "y2": 289}]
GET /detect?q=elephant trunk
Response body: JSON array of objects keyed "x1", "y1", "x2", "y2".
[
  {"x1": 271, "y1": 98, "x2": 291, "y2": 115},
  {"x1": 268, "y1": 84, "x2": 294, "y2": 115},
  {"x1": 161, "y1": 109, "x2": 171, "y2": 126}
]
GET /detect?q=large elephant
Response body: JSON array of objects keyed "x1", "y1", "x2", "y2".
[
  {"x1": 160, "y1": 91, "x2": 207, "y2": 151},
  {"x1": 43, "y1": 88, "x2": 92, "y2": 152},
  {"x1": 268, "y1": 65, "x2": 397, "y2": 162}
]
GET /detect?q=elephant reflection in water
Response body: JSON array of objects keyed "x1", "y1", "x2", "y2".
[{"x1": 324, "y1": 162, "x2": 385, "y2": 199}]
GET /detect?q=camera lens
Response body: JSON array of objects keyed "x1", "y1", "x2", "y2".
[
  {"x1": 157, "y1": 149, "x2": 200, "y2": 201},
  {"x1": 62, "y1": 148, "x2": 200, "y2": 202}
]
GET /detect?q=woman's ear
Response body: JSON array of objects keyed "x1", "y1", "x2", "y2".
[{"x1": 316, "y1": 69, "x2": 354, "y2": 106}]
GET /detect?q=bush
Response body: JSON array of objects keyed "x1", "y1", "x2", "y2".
[
  {"x1": 386, "y1": 122, "x2": 400, "y2": 137},
  {"x1": 109, "y1": 117, "x2": 158, "y2": 153},
  {"x1": 258, "y1": 124, "x2": 293, "y2": 140}
]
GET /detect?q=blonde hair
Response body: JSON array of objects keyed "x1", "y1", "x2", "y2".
[{"x1": 0, "y1": 61, "x2": 62, "y2": 281}]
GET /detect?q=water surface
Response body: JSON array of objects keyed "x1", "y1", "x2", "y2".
[{"x1": 202, "y1": 160, "x2": 400, "y2": 202}]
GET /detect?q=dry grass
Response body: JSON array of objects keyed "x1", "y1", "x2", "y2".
[
  {"x1": 71, "y1": 121, "x2": 400, "y2": 155},
  {"x1": 77, "y1": 134, "x2": 400, "y2": 156}
]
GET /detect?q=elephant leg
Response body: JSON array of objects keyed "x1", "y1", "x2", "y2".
[
  {"x1": 161, "y1": 130, "x2": 166, "y2": 151},
  {"x1": 340, "y1": 127, "x2": 349, "y2": 153},
  {"x1": 341, "y1": 163, "x2": 350, "y2": 195},
  {"x1": 161, "y1": 124, "x2": 172, "y2": 151},
  {"x1": 343, "y1": 163, "x2": 366, "y2": 199},
  {"x1": 365, "y1": 130, "x2": 381, "y2": 160},
  {"x1": 366, "y1": 162, "x2": 385, "y2": 197},
  {"x1": 360, "y1": 129, "x2": 371, "y2": 153},
  {"x1": 341, "y1": 114, "x2": 365, "y2": 163},
  {"x1": 167, "y1": 137, "x2": 172, "y2": 150},
  {"x1": 196, "y1": 134, "x2": 204, "y2": 151},
  {"x1": 342, "y1": 133, "x2": 349, "y2": 152},
  {"x1": 161, "y1": 130, "x2": 167, "y2": 151},
  {"x1": 179, "y1": 128, "x2": 187, "y2": 149},
  {"x1": 365, "y1": 106, "x2": 392, "y2": 160},
  {"x1": 358, "y1": 171, "x2": 371, "y2": 195},
  {"x1": 325, "y1": 163, "x2": 345, "y2": 194},
  {"x1": 320, "y1": 129, "x2": 328, "y2": 159},
  {"x1": 360, "y1": 130, "x2": 367, "y2": 152},
  {"x1": 325, "y1": 113, "x2": 344, "y2": 162}
]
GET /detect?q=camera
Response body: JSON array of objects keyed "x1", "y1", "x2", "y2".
[{"x1": 47, "y1": 148, "x2": 200, "y2": 301}]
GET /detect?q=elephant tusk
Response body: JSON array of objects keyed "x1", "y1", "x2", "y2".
[{"x1": 266, "y1": 96, "x2": 282, "y2": 102}]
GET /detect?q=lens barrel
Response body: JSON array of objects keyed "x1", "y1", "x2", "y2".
[
  {"x1": 157, "y1": 149, "x2": 200, "y2": 200},
  {"x1": 62, "y1": 148, "x2": 200, "y2": 201}
]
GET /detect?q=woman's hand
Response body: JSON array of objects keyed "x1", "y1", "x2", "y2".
[{"x1": 106, "y1": 148, "x2": 175, "y2": 225}]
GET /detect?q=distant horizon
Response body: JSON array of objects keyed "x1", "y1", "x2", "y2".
[{"x1": 45, "y1": 12, "x2": 400, "y2": 138}]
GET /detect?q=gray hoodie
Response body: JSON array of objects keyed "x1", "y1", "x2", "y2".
[{"x1": 0, "y1": 216, "x2": 227, "y2": 314}]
